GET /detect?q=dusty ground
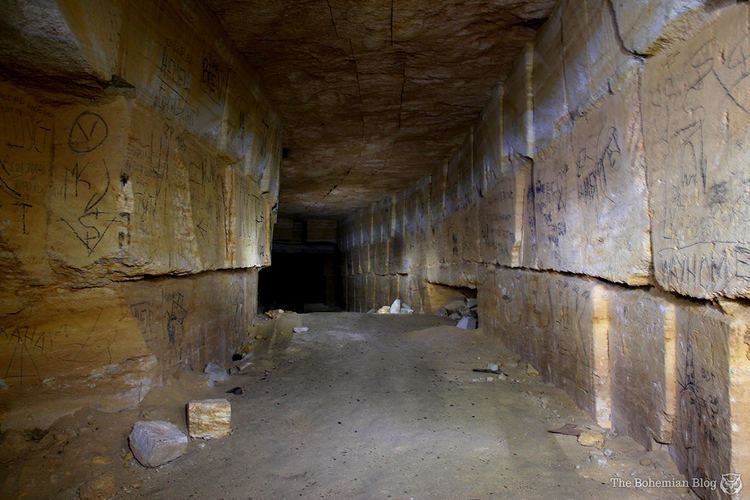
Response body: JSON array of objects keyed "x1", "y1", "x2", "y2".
[{"x1": 1, "y1": 313, "x2": 693, "y2": 499}]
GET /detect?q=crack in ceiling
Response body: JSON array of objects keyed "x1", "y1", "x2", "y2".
[{"x1": 206, "y1": 0, "x2": 556, "y2": 216}]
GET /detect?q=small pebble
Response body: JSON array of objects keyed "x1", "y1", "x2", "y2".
[{"x1": 589, "y1": 451, "x2": 608, "y2": 466}]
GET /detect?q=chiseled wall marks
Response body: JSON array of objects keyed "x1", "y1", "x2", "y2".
[
  {"x1": 0, "y1": 0, "x2": 280, "y2": 427},
  {"x1": 338, "y1": 1, "x2": 750, "y2": 495}
]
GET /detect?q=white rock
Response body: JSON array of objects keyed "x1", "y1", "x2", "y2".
[
  {"x1": 389, "y1": 299, "x2": 402, "y2": 314},
  {"x1": 456, "y1": 316, "x2": 477, "y2": 329},
  {"x1": 293, "y1": 326, "x2": 309, "y2": 333},
  {"x1": 589, "y1": 451, "x2": 608, "y2": 466},
  {"x1": 399, "y1": 305, "x2": 414, "y2": 314},
  {"x1": 128, "y1": 421, "x2": 188, "y2": 467},
  {"x1": 376, "y1": 306, "x2": 390, "y2": 314},
  {"x1": 204, "y1": 362, "x2": 229, "y2": 386},
  {"x1": 487, "y1": 362, "x2": 498, "y2": 372}
]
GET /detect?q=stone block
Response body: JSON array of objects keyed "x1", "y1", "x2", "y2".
[
  {"x1": 611, "y1": 0, "x2": 709, "y2": 56},
  {"x1": 531, "y1": 68, "x2": 651, "y2": 284},
  {"x1": 187, "y1": 398, "x2": 232, "y2": 439},
  {"x1": 669, "y1": 300, "x2": 750, "y2": 498},
  {"x1": 560, "y1": 0, "x2": 634, "y2": 116},
  {"x1": 129, "y1": 420, "x2": 188, "y2": 467},
  {"x1": 643, "y1": 4, "x2": 750, "y2": 299},
  {"x1": 608, "y1": 289, "x2": 676, "y2": 448},
  {"x1": 480, "y1": 170, "x2": 524, "y2": 267},
  {"x1": 533, "y1": 2, "x2": 569, "y2": 153},
  {"x1": 473, "y1": 87, "x2": 502, "y2": 196},
  {"x1": 502, "y1": 44, "x2": 534, "y2": 162},
  {"x1": 491, "y1": 267, "x2": 611, "y2": 427}
]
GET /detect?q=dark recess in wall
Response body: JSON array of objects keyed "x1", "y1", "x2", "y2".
[{"x1": 258, "y1": 217, "x2": 343, "y2": 313}]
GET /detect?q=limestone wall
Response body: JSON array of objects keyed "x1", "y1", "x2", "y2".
[
  {"x1": 339, "y1": 2, "x2": 750, "y2": 497},
  {"x1": 0, "y1": 0, "x2": 281, "y2": 428}
]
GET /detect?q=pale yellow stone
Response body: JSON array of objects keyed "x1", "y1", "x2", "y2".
[
  {"x1": 578, "y1": 430, "x2": 605, "y2": 448},
  {"x1": 188, "y1": 399, "x2": 232, "y2": 439}
]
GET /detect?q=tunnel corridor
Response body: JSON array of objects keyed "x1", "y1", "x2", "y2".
[{"x1": 0, "y1": 0, "x2": 749, "y2": 499}]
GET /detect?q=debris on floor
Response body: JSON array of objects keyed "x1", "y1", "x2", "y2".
[
  {"x1": 438, "y1": 296, "x2": 479, "y2": 329},
  {"x1": 232, "y1": 353, "x2": 254, "y2": 372},
  {"x1": 456, "y1": 316, "x2": 477, "y2": 330},
  {"x1": 226, "y1": 387, "x2": 243, "y2": 395},
  {"x1": 472, "y1": 362, "x2": 508, "y2": 377},
  {"x1": 589, "y1": 450, "x2": 609, "y2": 466},
  {"x1": 128, "y1": 421, "x2": 188, "y2": 467},
  {"x1": 187, "y1": 399, "x2": 232, "y2": 439},
  {"x1": 265, "y1": 309, "x2": 285, "y2": 319},
  {"x1": 389, "y1": 298, "x2": 402, "y2": 314},
  {"x1": 547, "y1": 423, "x2": 582, "y2": 436},
  {"x1": 370, "y1": 298, "x2": 416, "y2": 315},
  {"x1": 293, "y1": 326, "x2": 309, "y2": 334},
  {"x1": 204, "y1": 362, "x2": 230, "y2": 386},
  {"x1": 526, "y1": 363, "x2": 540, "y2": 376},
  {"x1": 577, "y1": 430, "x2": 605, "y2": 448}
]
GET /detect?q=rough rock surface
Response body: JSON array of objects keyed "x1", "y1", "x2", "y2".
[
  {"x1": 0, "y1": 0, "x2": 278, "y2": 428},
  {"x1": 206, "y1": 0, "x2": 556, "y2": 216},
  {"x1": 644, "y1": 4, "x2": 750, "y2": 299},
  {"x1": 128, "y1": 420, "x2": 188, "y2": 468},
  {"x1": 337, "y1": 3, "x2": 750, "y2": 495},
  {"x1": 187, "y1": 399, "x2": 232, "y2": 439}
]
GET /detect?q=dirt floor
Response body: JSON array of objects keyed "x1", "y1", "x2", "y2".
[{"x1": 0, "y1": 313, "x2": 694, "y2": 499}]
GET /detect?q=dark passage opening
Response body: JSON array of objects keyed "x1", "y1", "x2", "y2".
[{"x1": 258, "y1": 217, "x2": 343, "y2": 313}]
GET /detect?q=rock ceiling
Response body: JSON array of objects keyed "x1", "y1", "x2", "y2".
[{"x1": 206, "y1": 0, "x2": 556, "y2": 216}]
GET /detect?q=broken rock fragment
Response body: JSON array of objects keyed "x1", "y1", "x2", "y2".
[
  {"x1": 389, "y1": 298, "x2": 402, "y2": 314},
  {"x1": 188, "y1": 399, "x2": 232, "y2": 439},
  {"x1": 293, "y1": 326, "x2": 309, "y2": 333},
  {"x1": 204, "y1": 362, "x2": 229, "y2": 387},
  {"x1": 400, "y1": 304, "x2": 414, "y2": 314},
  {"x1": 456, "y1": 316, "x2": 477, "y2": 329},
  {"x1": 128, "y1": 421, "x2": 188, "y2": 468},
  {"x1": 578, "y1": 430, "x2": 605, "y2": 448},
  {"x1": 265, "y1": 309, "x2": 285, "y2": 319}
]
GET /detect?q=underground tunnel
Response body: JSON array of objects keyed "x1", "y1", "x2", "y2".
[{"x1": 0, "y1": 0, "x2": 749, "y2": 498}]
